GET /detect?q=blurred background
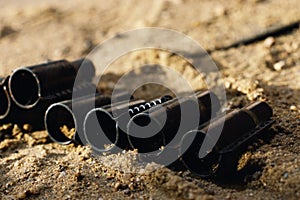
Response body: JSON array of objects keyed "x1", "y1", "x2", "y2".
[{"x1": 0, "y1": 0, "x2": 299, "y2": 75}]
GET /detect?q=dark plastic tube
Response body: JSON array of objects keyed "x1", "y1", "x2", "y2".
[
  {"x1": 2, "y1": 82, "x2": 96, "y2": 130},
  {"x1": 8, "y1": 58, "x2": 95, "y2": 109},
  {"x1": 45, "y1": 94, "x2": 111, "y2": 145},
  {"x1": 180, "y1": 101, "x2": 273, "y2": 177},
  {"x1": 45, "y1": 91, "x2": 131, "y2": 145},
  {"x1": 115, "y1": 96, "x2": 172, "y2": 151},
  {"x1": 127, "y1": 91, "x2": 221, "y2": 153},
  {"x1": 83, "y1": 99, "x2": 147, "y2": 153}
]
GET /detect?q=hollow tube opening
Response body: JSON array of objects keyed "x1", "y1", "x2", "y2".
[
  {"x1": 84, "y1": 109, "x2": 117, "y2": 153},
  {"x1": 45, "y1": 104, "x2": 76, "y2": 144},
  {"x1": 180, "y1": 130, "x2": 220, "y2": 177},
  {"x1": 9, "y1": 68, "x2": 40, "y2": 108},
  {"x1": 127, "y1": 113, "x2": 165, "y2": 153}
]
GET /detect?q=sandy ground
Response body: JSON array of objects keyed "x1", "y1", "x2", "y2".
[{"x1": 0, "y1": 0, "x2": 300, "y2": 199}]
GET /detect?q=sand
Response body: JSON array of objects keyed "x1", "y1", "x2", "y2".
[{"x1": 0, "y1": 0, "x2": 300, "y2": 199}]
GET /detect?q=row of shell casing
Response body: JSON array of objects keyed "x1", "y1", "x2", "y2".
[
  {"x1": 45, "y1": 89, "x2": 274, "y2": 177},
  {"x1": 0, "y1": 58, "x2": 274, "y2": 177}
]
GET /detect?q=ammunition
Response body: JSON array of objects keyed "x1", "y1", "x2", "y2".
[
  {"x1": 8, "y1": 58, "x2": 95, "y2": 109},
  {"x1": 127, "y1": 91, "x2": 221, "y2": 153},
  {"x1": 180, "y1": 101, "x2": 274, "y2": 177},
  {"x1": 83, "y1": 99, "x2": 148, "y2": 153},
  {"x1": 2, "y1": 82, "x2": 96, "y2": 130},
  {"x1": 115, "y1": 96, "x2": 172, "y2": 150},
  {"x1": 45, "y1": 91, "x2": 131, "y2": 145}
]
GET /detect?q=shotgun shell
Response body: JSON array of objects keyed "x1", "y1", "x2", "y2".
[
  {"x1": 127, "y1": 91, "x2": 221, "y2": 153},
  {"x1": 180, "y1": 101, "x2": 273, "y2": 177},
  {"x1": 9, "y1": 58, "x2": 95, "y2": 109}
]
